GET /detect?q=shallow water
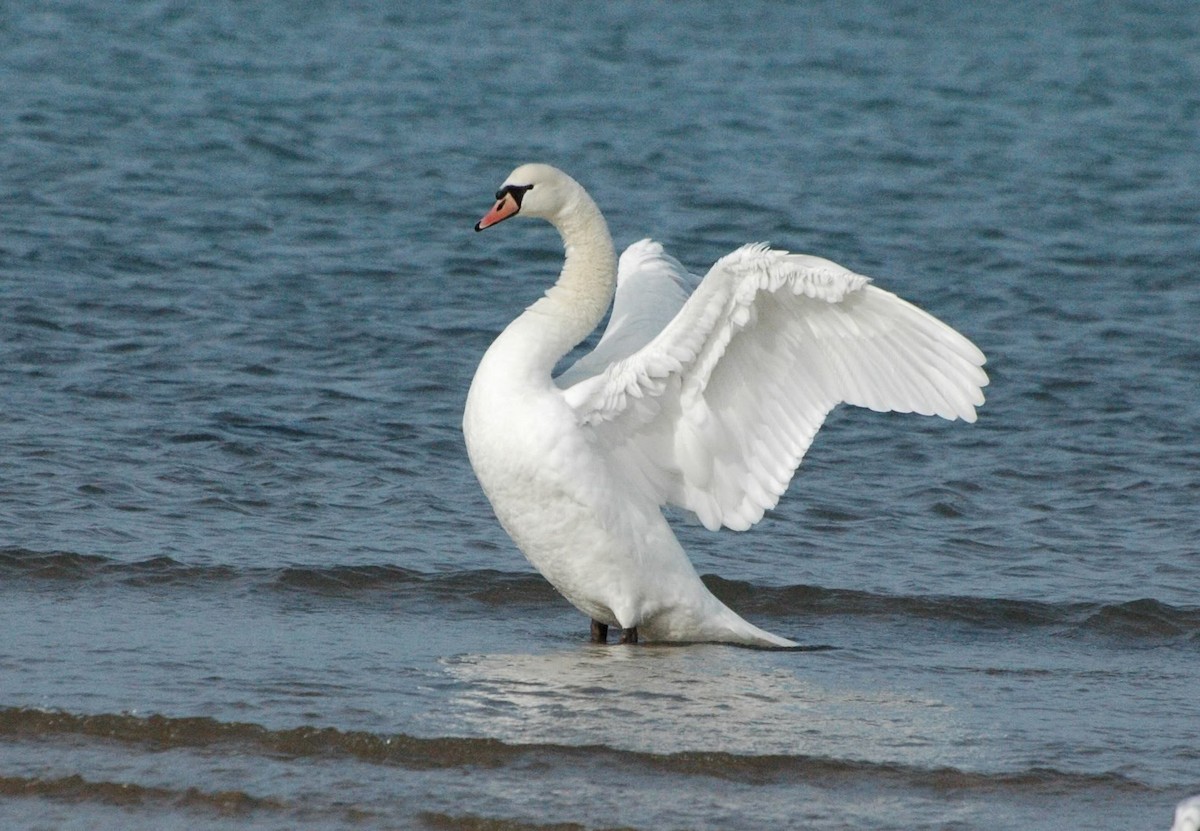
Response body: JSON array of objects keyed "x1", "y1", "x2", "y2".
[{"x1": 2, "y1": 1, "x2": 1199, "y2": 829}]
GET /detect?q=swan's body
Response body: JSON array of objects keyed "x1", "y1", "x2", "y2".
[{"x1": 464, "y1": 164, "x2": 987, "y2": 647}]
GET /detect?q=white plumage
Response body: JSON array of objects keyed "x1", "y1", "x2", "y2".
[
  {"x1": 1175, "y1": 795, "x2": 1200, "y2": 831},
  {"x1": 464, "y1": 164, "x2": 987, "y2": 647}
]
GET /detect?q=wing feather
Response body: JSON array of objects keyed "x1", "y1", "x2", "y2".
[
  {"x1": 555, "y1": 239, "x2": 698, "y2": 388},
  {"x1": 562, "y1": 243, "x2": 988, "y2": 532}
]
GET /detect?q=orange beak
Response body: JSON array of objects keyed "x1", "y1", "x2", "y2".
[{"x1": 475, "y1": 193, "x2": 521, "y2": 231}]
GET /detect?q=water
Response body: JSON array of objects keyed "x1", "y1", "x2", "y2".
[{"x1": 2, "y1": 1, "x2": 1198, "y2": 829}]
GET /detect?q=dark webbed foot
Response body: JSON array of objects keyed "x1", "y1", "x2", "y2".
[
  {"x1": 619, "y1": 627, "x2": 639, "y2": 644},
  {"x1": 590, "y1": 619, "x2": 609, "y2": 643}
]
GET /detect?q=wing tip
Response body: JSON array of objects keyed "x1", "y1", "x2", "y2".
[{"x1": 618, "y1": 238, "x2": 696, "y2": 292}]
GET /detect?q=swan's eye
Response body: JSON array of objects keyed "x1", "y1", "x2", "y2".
[{"x1": 496, "y1": 184, "x2": 534, "y2": 207}]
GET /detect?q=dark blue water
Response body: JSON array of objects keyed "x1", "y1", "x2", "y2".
[{"x1": 2, "y1": 2, "x2": 1198, "y2": 829}]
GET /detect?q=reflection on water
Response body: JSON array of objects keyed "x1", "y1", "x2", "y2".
[{"x1": 444, "y1": 646, "x2": 973, "y2": 768}]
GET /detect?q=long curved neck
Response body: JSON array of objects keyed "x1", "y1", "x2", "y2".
[{"x1": 515, "y1": 190, "x2": 617, "y2": 375}]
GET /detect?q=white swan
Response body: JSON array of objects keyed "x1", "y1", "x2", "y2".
[{"x1": 464, "y1": 164, "x2": 987, "y2": 647}]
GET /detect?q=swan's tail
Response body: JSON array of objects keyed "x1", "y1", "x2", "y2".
[
  {"x1": 710, "y1": 606, "x2": 798, "y2": 649},
  {"x1": 640, "y1": 592, "x2": 798, "y2": 648}
]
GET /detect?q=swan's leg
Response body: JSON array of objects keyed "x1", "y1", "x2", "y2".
[
  {"x1": 619, "y1": 627, "x2": 639, "y2": 645},
  {"x1": 590, "y1": 619, "x2": 609, "y2": 643}
]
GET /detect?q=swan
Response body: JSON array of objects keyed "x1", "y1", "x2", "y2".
[{"x1": 464, "y1": 164, "x2": 987, "y2": 647}]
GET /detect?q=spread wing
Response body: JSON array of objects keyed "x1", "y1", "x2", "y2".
[
  {"x1": 555, "y1": 239, "x2": 700, "y2": 388},
  {"x1": 560, "y1": 243, "x2": 988, "y2": 532}
]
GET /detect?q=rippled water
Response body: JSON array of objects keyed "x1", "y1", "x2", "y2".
[{"x1": 2, "y1": 1, "x2": 1198, "y2": 829}]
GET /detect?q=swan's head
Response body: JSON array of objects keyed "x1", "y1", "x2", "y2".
[{"x1": 475, "y1": 163, "x2": 583, "y2": 231}]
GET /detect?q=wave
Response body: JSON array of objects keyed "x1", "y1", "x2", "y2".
[
  {"x1": 3, "y1": 547, "x2": 1198, "y2": 641},
  {"x1": 0, "y1": 773, "x2": 586, "y2": 831},
  {"x1": 0, "y1": 772, "x2": 283, "y2": 816},
  {"x1": 0, "y1": 706, "x2": 1156, "y2": 796},
  {"x1": 0, "y1": 546, "x2": 558, "y2": 605},
  {"x1": 704, "y1": 575, "x2": 1200, "y2": 640},
  {"x1": 417, "y1": 811, "x2": 633, "y2": 831}
]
